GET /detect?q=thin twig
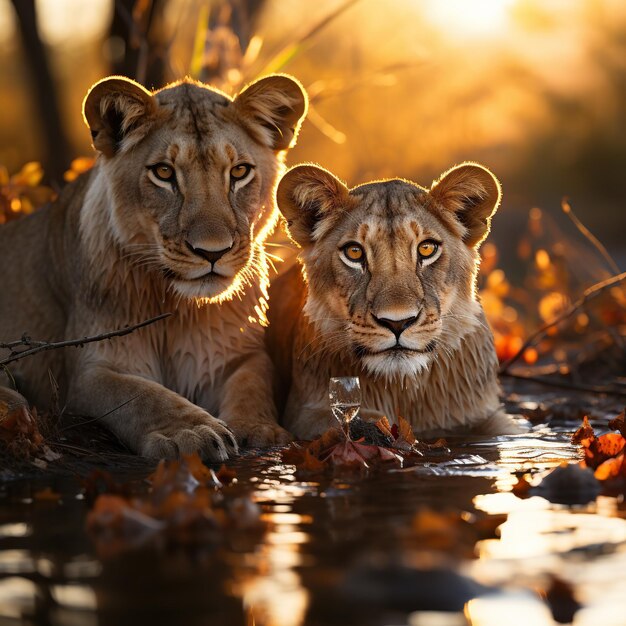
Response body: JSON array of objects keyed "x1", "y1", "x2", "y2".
[
  {"x1": 61, "y1": 392, "x2": 145, "y2": 431},
  {"x1": 501, "y1": 371, "x2": 626, "y2": 398},
  {"x1": 562, "y1": 198, "x2": 621, "y2": 275},
  {"x1": 0, "y1": 313, "x2": 171, "y2": 367},
  {"x1": 0, "y1": 336, "x2": 47, "y2": 350},
  {"x1": 255, "y1": 0, "x2": 362, "y2": 76},
  {"x1": 499, "y1": 271, "x2": 626, "y2": 374}
]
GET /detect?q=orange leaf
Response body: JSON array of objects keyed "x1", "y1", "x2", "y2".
[
  {"x1": 33, "y1": 487, "x2": 61, "y2": 502},
  {"x1": 375, "y1": 416, "x2": 393, "y2": 439},
  {"x1": 512, "y1": 474, "x2": 532, "y2": 498},
  {"x1": 216, "y1": 464, "x2": 237, "y2": 485},
  {"x1": 309, "y1": 427, "x2": 342, "y2": 458},
  {"x1": 86, "y1": 494, "x2": 129, "y2": 531},
  {"x1": 12, "y1": 161, "x2": 43, "y2": 187},
  {"x1": 182, "y1": 452, "x2": 216, "y2": 483},
  {"x1": 571, "y1": 416, "x2": 594, "y2": 445},
  {"x1": 397, "y1": 415, "x2": 416, "y2": 446},
  {"x1": 584, "y1": 433, "x2": 626, "y2": 469},
  {"x1": 0, "y1": 401, "x2": 44, "y2": 454},
  {"x1": 609, "y1": 410, "x2": 626, "y2": 437},
  {"x1": 594, "y1": 454, "x2": 626, "y2": 480},
  {"x1": 303, "y1": 448, "x2": 325, "y2": 472},
  {"x1": 595, "y1": 433, "x2": 626, "y2": 457}
]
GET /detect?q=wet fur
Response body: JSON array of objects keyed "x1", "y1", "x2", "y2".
[
  {"x1": 268, "y1": 163, "x2": 519, "y2": 439},
  {"x1": 0, "y1": 75, "x2": 307, "y2": 460}
]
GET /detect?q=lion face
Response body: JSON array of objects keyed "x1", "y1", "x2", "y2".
[
  {"x1": 83, "y1": 75, "x2": 307, "y2": 300},
  {"x1": 277, "y1": 163, "x2": 501, "y2": 378}
]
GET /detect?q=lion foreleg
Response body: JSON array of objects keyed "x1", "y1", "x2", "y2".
[
  {"x1": 218, "y1": 350, "x2": 292, "y2": 447},
  {"x1": 68, "y1": 364, "x2": 238, "y2": 460}
]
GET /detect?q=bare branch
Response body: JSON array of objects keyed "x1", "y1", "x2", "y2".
[
  {"x1": 501, "y1": 371, "x2": 626, "y2": 398},
  {"x1": 562, "y1": 198, "x2": 621, "y2": 275},
  {"x1": 0, "y1": 313, "x2": 171, "y2": 368},
  {"x1": 499, "y1": 271, "x2": 626, "y2": 374}
]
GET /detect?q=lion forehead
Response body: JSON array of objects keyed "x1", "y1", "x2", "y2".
[
  {"x1": 155, "y1": 81, "x2": 230, "y2": 115},
  {"x1": 152, "y1": 82, "x2": 238, "y2": 149},
  {"x1": 339, "y1": 187, "x2": 443, "y2": 251}
]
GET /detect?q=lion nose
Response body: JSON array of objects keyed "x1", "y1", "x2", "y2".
[
  {"x1": 186, "y1": 241, "x2": 232, "y2": 264},
  {"x1": 373, "y1": 314, "x2": 419, "y2": 339}
]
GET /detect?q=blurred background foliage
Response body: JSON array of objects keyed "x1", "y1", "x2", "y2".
[
  {"x1": 0, "y1": 0, "x2": 625, "y2": 250},
  {"x1": 0, "y1": 0, "x2": 625, "y2": 366}
]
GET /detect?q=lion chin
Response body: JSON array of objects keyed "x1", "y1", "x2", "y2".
[
  {"x1": 360, "y1": 347, "x2": 436, "y2": 380},
  {"x1": 170, "y1": 273, "x2": 233, "y2": 300}
]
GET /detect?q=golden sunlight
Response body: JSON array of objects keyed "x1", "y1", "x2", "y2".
[
  {"x1": 35, "y1": 0, "x2": 111, "y2": 45},
  {"x1": 420, "y1": 0, "x2": 517, "y2": 37}
]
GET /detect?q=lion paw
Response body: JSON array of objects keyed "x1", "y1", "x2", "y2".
[
  {"x1": 227, "y1": 418, "x2": 293, "y2": 448},
  {"x1": 140, "y1": 411, "x2": 238, "y2": 462}
]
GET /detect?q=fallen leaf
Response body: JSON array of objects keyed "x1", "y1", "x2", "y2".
[
  {"x1": 375, "y1": 416, "x2": 394, "y2": 439},
  {"x1": 308, "y1": 427, "x2": 343, "y2": 458},
  {"x1": 0, "y1": 401, "x2": 44, "y2": 457},
  {"x1": 216, "y1": 464, "x2": 237, "y2": 485},
  {"x1": 303, "y1": 448, "x2": 326, "y2": 472},
  {"x1": 324, "y1": 436, "x2": 403, "y2": 468},
  {"x1": 571, "y1": 415, "x2": 594, "y2": 445},
  {"x1": 33, "y1": 487, "x2": 61, "y2": 502},
  {"x1": 594, "y1": 454, "x2": 626, "y2": 480},
  {"x1": 282, "y1": 427, "x2": 403, "y2": 472},
  {"x1": 583, "y1": 433, "x2": 626, "y2": 469},
  {"x1": 86, "y1": 454, "x2": 262, "y2": 556},
  {"x1": 512, "y1": 474, "x2": 532, "y2": 498},
  {"x1": 82, "y1": 470, "x2": 130, "y2": 505},
  {"x1": 396, "y1": 415, "x2": 416, "y2": 446},
  {"x1": 374, "y1": 415, "x2": 418, "y2": 451},
  {"x1": 608, "y1": 410, "x2": 626, "y2": 437}
]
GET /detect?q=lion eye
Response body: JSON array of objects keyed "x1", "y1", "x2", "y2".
[
  {"x1": 151, "y1": 163, "x2": 175, "y2": 182},
  {"x1": 342, "y1": 243, "x2": 365, "y2": 263},
  {"x1": 230, "y1": 163, "x2": 253, "y2": 181},
  {"x1": 418, "y1": 240, "x2": 439, "y2": 259}
]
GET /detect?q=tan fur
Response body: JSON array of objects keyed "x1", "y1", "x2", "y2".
[
  {"x1": 268, "y1": 163, "x2": 519, "y2": 439},
  {"x1": 0, "y1": 74, "x2": 307, "y2": 460}
]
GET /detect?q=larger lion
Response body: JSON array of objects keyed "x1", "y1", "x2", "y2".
[{"x1": 0, "y1": 74, "x2": 307, "y2": 460}]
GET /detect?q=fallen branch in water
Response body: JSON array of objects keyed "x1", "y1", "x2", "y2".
[
  {"x1": 0, "y1": 313, "x2": 172, "y2": 367},
  {"x1": 500, "y1": 371, "x2": 626, "y2": 398},
  {"x1": 499, "y1": 271, "x2": 626, "y2": 374}
]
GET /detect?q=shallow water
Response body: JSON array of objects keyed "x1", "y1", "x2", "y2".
[{"x1": 0, "y1": 406, "x2": 625, "y2": 626}]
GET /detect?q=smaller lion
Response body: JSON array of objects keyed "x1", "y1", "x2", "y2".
[{"x1": 267, "y1": 162, "x2": 520, "y2": 439}]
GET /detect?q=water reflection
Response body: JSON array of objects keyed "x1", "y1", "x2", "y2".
[
  {"x1": 466, "y1": 592, "x2": 555, "y2": 626},
  {"x1": 0, "y1": 577, "x2": 36, "y2": 619},
  {"x1": 50, "y1": 583, "x2": 97, "y2": 610},
  {"x1": 0, "y1": 523, "x2": 31, "y2": 539},
  {"x1": 237, "y1": 509, "x2": 311, "y2": 626},
  {"x1": 0, "y1": 421, "x2": 624, "y2": 625}
]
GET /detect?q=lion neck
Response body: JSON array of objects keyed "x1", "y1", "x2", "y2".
[{"x1": 297, "y1": 297, "x2": 500, "y2": 431}]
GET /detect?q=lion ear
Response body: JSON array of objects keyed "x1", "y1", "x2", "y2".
[
  {"x1": 83, "y1": 76, "x2": 156, "y2": 157},
  {"x1": 428, "y1": 163, "x2": 502, "y2": 248},
  {"x1": 276, "y1": 164, "x2": 349, "y2": 246},
  {"x1": 233, "y1": 74, "x2": 307, "y2": 151}
]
